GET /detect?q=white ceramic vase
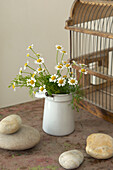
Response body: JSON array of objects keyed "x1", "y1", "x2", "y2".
[{"x1": 42, "y1": 94, "x2": 75, "y2": 136}]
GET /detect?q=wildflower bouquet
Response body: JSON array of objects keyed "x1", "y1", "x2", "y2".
[{"x1": 9, "y1": 44, "x2": 87, "y2": 110}]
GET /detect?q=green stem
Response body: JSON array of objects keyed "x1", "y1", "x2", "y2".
[
  {"x1": 27, "y1": 65, "x2": 36, "y2": 72},
  {"x1": 56, "y1": 50, "x2": 58, "y2": 64},
  {"x1": 22, "y1": 71, "x2": 31, "y2": 74},
  {"x1": 57, "y1": 70, "x2": 61, "y2": 77},
  {"x1": 36, "y1": 77, "x2": 43, "y2": 85},
  {"x1": 29, "y1": 55, "x2": 37, "y2": 60},
  {"x1": 43, "y1": 63, "x2": 50, "y2": 75},
  {"x1": 31, "y1": 48, "x2": 37, "y2": 56},
  {"x1": 78, "y1": 72, "x2": 83, "y2": 83},
  {"x1": 66, "y1": 68, "x2": 69, "y2": 76},
  {"x1": 61, "y1": 53, "x2": 64, "y2": 63}
]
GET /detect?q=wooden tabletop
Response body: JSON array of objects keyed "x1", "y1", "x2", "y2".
[{"x1": 0, "y1": 99, "x2": 113, "y2": 170}]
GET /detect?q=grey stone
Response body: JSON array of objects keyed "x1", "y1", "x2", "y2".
[
  {"x1": 59, "y1": 150, "x2": 84, "y2": 169},
  {"x1": 0, "y1": 125, "x2": 40, "y2": 150},
  {"x1": 0, "y1": 114, "x2": 22, "y2": 134}
]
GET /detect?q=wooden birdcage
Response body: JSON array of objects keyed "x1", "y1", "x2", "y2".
[{"x1": 65, "y1": 0, "x2": 113, "y2": 123}]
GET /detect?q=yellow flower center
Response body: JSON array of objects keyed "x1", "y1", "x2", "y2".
[
  {"x1": 24, "y1": 63, "x2": 27, "y2": 67},
  {"x1": 36, "y1": 53, "x2": 40, "y2": 57},
  {"x1": 32, "y1": 74, "x2": 35, "y2": 78},
  {"x1": 66, "y1": 64, "x2": 70, "y2": 67},
  {"x1": 37, "y1": 59, "x2": 42, "y2": 63},
  {"x1": 70, "y1": 79, "x2": 75, "y2": 83},
  {"x1": 29, "y1": 46, "x2": 32, "y2": 49},
  {"x1": 38, "y1": 68, "x2": 42, "y2": 71},
  {"x1": 12, "y1": 84, "x2": 15, "y2": 89},
  {"x1": 81, "y1": 68, "x2": 85, "y2": 72},
  {"x1": 57, "y1": 65, "x2": 62, "y2": 69},
  {"x1": 30, "y1": 80, "x2": 34, "y2": 85},
  {"x1": 27, "y1": 53, "x2": 30, "y2": 57},
  {"x1": 57, "y1": 46, "x2": 61, "y2": 49},
  {"x1": 62, "y1": 51, "x2": 66, "y2": 53},
  {"x1": 63, "y1": 75, "x2": 67, "y2": 78},
  {"x1": 64, "y1": 61, "x2": 67, "y2": 64},
  {"x1": 40, "y1": 87, "x2": 44, "y2": 91},
  {"x1": 60, "y1": 63, "x2": 63, "y2": 66},
  {"x1": 59, "y1": 79, "x2": 64, "y2": 84},
  {"x1": 51, "y1": 76, "x2": 56, "y2": 80},
  {"x1": 71, "y1": 72, "x2": 73, "y2": 74}
]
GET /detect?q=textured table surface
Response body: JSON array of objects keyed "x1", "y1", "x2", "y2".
[{"x1": 0, "y1": 99, "x2": 113, "y2": 170}]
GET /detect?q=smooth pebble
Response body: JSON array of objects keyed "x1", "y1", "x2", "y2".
[
  {"x1": 0, "y1": 125, "x2": 40, "y2": 150},
  {"x1": 0, "y1": 114, "x2": 22, "y2": 134},
  {"x1": 86, "y1": 133, "x2": 113, "y2": 159},
  {"x1": 59, "y1": 150, "x2": 84, "y2": 169}
]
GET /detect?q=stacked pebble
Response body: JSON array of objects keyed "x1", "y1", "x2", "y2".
[{"x1": 0, "y1": 114, "x2": 40, "y2": 150}]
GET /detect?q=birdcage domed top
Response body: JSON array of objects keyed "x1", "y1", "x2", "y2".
[{"x1": 65, "y1": 0, "x2": 113, "y2": 38}]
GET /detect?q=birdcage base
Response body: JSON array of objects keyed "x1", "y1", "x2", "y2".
[{"x1": 76, "y1": 99, "x2": 113, "y2": 124}]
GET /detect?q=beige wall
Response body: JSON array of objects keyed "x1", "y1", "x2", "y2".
[{"x1": 0, "y1": 0, "x2": 72, "y2": 108}]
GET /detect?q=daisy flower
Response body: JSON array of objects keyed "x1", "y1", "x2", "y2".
[
  {"x1": 55, "y1": 45, "x2": 63, "y2": 51},
  {"x1": 36, "y1": 67, "x2": 44, "y2": 73},
  {"x1": 35, "y1": 53, "x2": 40, "y2": 57},
  {"x1": 55, "y1": 64, "x2": 64, "y2": 71},
  {"x1": 12, "y1": 82, "x2": 16, "y2": 91},
  {"x1": 79, "y1": 63, "x2": 87, "y2": 68},
  {"x1": 65, "y1": 63, "x2": 72, "y2": 69},
  {"x1": 60, "y1": 50, "x2": 67, "y2": 55},
  {"x1": 72, "y1": 60, "x2": 77, "y2": 65},
  {"x1": 19, "y1": 67, "x2": 22, "y2": 75},
  {"x1": 69, "y1": 71, "x2": 74, "y2": 77},
  {"x1": 39, "y1": 85, "x2": 46, "y2": 93},
  {"x1": 57, "y1": 77, "x2": 66, "y2": 87},
  {"x1": 27, "y1": 79, "x2": 30, "y2": 86},
  {"x1": 24, "y1": 60, "x2": 29, "y2": 70},
  {"x1": 34, "y1": 57, "x2": 44, "y2": 65},
  {"x1": 70, "y1": 72, "x2": 73, "y2": 74},
  {"x1": 33, "y1": 91, "x2": 36, "y2": 95},
  {"x1": 27, "y1": 77, "x2": 36, "y2": 87},
  {"x1": 68, "y1": 78, "x2": 78, "y2": 85},
  {"x1": 35, "y1": 91, "x2": 46, "y2": 98},
  {"x1": 32, "y1": 71, "x2": 37, "y2": 78},
  {"x1": 59, "y1": 63, "x2": 63, "y2": 66},
  {"x1": 63, "y1": 75, "x2": 67, "y2": 78},
  {"x1": 27, "y1": 44, "x2": 33, "y2": 50},
  {"x1": 79, "y1": 68, "x2": 88, "y2": 74},
  {"x1": 49, "y1": 74, "x2": 58, "y2": 83},
  {"x1": 62, "y1": 61, "x2": 67, "y2": 65},
  {"x1": 26, "y1": 53, "x2": 30, "y2": 57}
]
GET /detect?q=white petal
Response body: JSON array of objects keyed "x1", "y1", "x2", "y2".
[
  {"x1": 34, "y1": 60, "x2": 37, "y2": 64},
  {"x1": 35, "y1": 92, "x2": 46, "y2": 98}
]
